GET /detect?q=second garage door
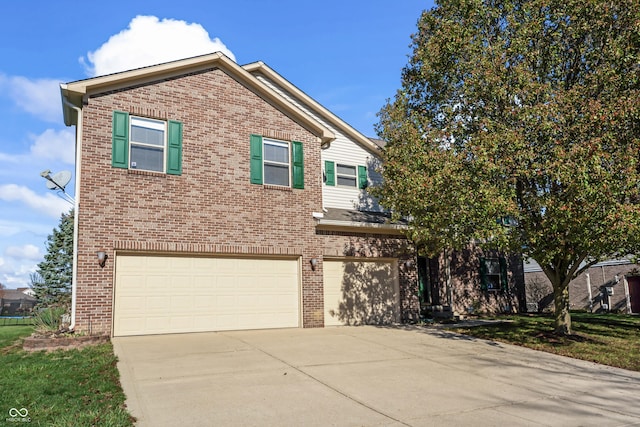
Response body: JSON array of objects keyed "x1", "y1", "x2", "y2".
[
  {"x1": 323, "y1": 259, "x2": 399, "y2": 326},
  {"x1": 113, "y1": 255, "x2": 300, "y2": 336}
]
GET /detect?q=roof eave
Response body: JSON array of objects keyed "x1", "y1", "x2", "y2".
[
  {"x1": 59, "y1": 53, "x2": 336, "y2": 143},
  {"x1": 316, "y1": 219, "x2": 407, "y2": 235}
]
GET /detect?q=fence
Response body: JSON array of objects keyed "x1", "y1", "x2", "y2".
[{"x1": 0, "y1": 316, "x2": 34, "y2": 326}]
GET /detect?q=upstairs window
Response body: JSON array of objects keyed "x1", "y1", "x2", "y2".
[
  {"x1": 264, "y1": 139, "x2": 290, "y2": 187},
  {"x1": 336, "y1": 164, "x2": 357, "y2": 187},
  {"x1": 324, "y1": 161, "x2": 368, "y2": 189},
  {"x1": 250, "y1": 134, "x2": 304, "y2": 189},
  {"x1": 129, "y1": 117, "x2": 166, "y2": 172},
  {"x1": 112, "y1": 111, "x2": 182, "y2": 175}
]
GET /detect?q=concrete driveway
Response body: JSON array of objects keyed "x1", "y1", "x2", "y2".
[{"x1": 113, "y1": 326, "x2": 640, "y2": 426}]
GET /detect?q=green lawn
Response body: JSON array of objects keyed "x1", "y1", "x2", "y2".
[
  {"x1": 452, "y1": 312, "x2": 640, "y2": 371},
  {"x1": 0, "y1": 326, "x2": 134, "y2": 426}
]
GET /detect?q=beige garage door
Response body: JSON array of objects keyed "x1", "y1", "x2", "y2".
[
  {"x1": 114, "y1": 255, "x2": 300, "y2": 336},
  {"x1": 323, "y1": 259, "x2": 399, "y2": 326}
]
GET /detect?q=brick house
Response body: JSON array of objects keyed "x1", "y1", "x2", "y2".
[
  {"x1": 60, "y1": 53, "x2": 421, "y2": 336},
  {"x1": 60, "y1": 52, "x2": 526, "y2": 337}
]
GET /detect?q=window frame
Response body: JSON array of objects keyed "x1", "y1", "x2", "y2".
[
  {"x1": 262, "y1": 138, "x2": 291, "y2": 187},
  {"x1": 129, "y1": 116, "x2": 167, "y2": 173},
  {"x1": 336, "y1": 163, "x2": 358, "y2": 188},
  {"x1": 480, "y1": 257, "x2": 508, "y2": 292}
]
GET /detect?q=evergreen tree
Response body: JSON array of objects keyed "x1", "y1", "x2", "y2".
[{"x1": 32, "y1": 209, "x2": 74, "y2": 307}]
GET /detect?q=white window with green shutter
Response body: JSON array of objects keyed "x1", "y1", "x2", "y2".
[
  {"x1": 324, "y1": 161, "x2": 368, "y2": 189},
  {"x1": 112, "y1": 111, "x2": 182, "y2": 175},
  {"x1": 250, "y1": 134, "x2": 304, "y2": 189}
]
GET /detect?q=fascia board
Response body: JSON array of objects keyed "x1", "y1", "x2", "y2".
[{"x1": 316, "y1": 219, "x2": 407, "y2": 235}]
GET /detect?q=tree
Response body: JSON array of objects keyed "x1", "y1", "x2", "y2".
[
  {"x1": 376, "y1": 0, "x2": 640, "y2": 334},
  {"x1": 32, "y1": 209, "x2": 74, "y2": 308}
]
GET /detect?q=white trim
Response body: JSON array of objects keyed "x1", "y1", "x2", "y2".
[
  {"x1": 262, "y1": 138, "x2": 291, "y2": 187},
  {"x1": 129, "y1": 115, "x2": 167, "y2": 173}
]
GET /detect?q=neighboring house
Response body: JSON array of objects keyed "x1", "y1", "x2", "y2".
[
  {"x1": 60, "y1": 52, "x2": 526, "y2": 337},
  {"x1": 524, "y1": 258, "x2": 640, "y2": 314},
  {"x1": 0, "y1": 289, "x2": 36, "y2": 316},
  {"x1": 17, "y1": 287, "x2": 35, "y2": 297}
]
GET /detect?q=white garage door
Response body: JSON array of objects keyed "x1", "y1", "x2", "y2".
[
  {"x1": 323, "y1": 259, "x2": 399, "y2": 326},
  {"x1": 114, "y1": 255, "x2": 300, "y2": 336}
]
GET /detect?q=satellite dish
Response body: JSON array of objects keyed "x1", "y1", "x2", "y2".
[{"x1": 45, "y1": 170, "x2": 72, "y2": 190}]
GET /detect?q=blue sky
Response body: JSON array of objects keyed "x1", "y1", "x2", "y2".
[{"x1": 0, "y1": 0, "x2": 432, "y2": 289}]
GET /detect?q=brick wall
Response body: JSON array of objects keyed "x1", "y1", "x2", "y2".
[{"x1": 76, "y1": 68, "x2": 325, "y2": 334}]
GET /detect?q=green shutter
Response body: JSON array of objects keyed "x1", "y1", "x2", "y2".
[
  {"x1": 479, "y1": 258, "x2": 488, "y2": 291},
  {"x1": 112, "y1": 111, "x2": 129, "y2": 168},
  {"x1": 250, "y1": 134, "x2": 263, "y2": 184},
  {"x1": 358, "y1": 165, "x2": 368, "y2": 189},
  {"x1": 325, "y1": 161, "x2": 335, "y2": 186},
  {"x1": 499, "y1": 257, "x2": 508, "y2": 291},
  {"x1": 167, "y1": 120, "x2": 183, "y2": 175},
  {"x1": 291, "y1": 141, "x2": 304, "y2": 189}
]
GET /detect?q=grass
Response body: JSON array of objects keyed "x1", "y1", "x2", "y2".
[
  {"x1": 451, "y1": 312, "x2": 640, "y2": 371},
  {"x1": 0, "y1": 326, "x2": 134, "y2": 426}
]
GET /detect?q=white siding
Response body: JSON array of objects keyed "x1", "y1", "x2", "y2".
[{"x1": 255, "y1": 75, "x2": 384, "y2": 212}]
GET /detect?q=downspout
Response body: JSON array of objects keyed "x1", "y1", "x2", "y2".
[
  {"x1": 586, "y1": 273, "x2": 593, "y2": 313},
  {"x1": 62, "y1": 98, "x2": 82, "y2": 331}
]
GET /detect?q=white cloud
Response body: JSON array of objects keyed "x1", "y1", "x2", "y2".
[
  {"x1": 0, "y1": 184, "x2": 69, "y2": 218},
  {"x1": 81, "y1": 15, "x2": 236, "y2": 77},
  {"x1": 0, "y1": 74, "x2": 62, "y2": 122},
  {"x1": 0, "y1": 128, "x2": 74, "y2": 168},
  {"x1": 5, "y1": 244, "x2": 42, "y2": 261},
  {"x1": 29, "y1": 128, "x2": 75, "y2": 164},
  {"x1": 0, "y1": 257, "x2": 37, "y2": 289},
  {"x1": 0, "y1": 219, "x2": 52, "y2": 238}
]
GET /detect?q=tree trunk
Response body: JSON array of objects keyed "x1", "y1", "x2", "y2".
[{"x1": 551, "y1": 278, "x2": 572, "y2": 335}]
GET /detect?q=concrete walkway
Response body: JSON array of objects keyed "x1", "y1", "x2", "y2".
[{"x1": 113, "y1": 326, "x2": 640, "y2": 426}]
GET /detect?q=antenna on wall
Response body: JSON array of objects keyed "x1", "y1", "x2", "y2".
[{"x1": 40, "y1": 169, "x2": 75, "y2": 205}]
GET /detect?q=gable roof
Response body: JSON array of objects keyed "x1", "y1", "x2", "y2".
[
  {"x1": 60, "y1": 52, "x2": 335, "y2": 144},
  {"x1": 242, "y1": 61, "x2": 382, "y2": 155},
  {"x1": 1, "y1": 289, "x2": 36, "y2": 302}
]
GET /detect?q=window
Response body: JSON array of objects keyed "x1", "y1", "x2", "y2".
[
  {"x1": 112, "y1": 111, "x2": 182, "y2": 175},
  {"x1": 264, "y1": 139, "x2": 290, "y2": 186},
  {"x1": 480, "y1": 257, "x2": 508, "y2": 291},
  {"x1": 250, "y1": 134, "x2": 304, "y2": 189},
  {"x1": 324, "y1": 161, "x2": 368, "y2": 189},
  {"x1": 130, "y1": 117, "x2": 165, "y2": 172},
  {"x1": 337, "y1": 164, "x2": 357, "y2": 187}
]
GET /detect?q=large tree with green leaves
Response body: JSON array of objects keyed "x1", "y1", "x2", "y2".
[
  {"x1": 31, "y1": 209, "x2": 74, "y2": 308},
  {"x1": 376, "y1": 0, "x2": 640, "y2": 334}
]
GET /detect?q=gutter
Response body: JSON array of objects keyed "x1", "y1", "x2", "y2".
[{"x1": 61, "y1": 90, "x2": 81, "y2": 331}]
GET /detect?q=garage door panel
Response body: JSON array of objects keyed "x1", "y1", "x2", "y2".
[
  {"x1": 114, "y1": 255, "x2": 300, "y2": 336},
  {"x1": 324, "y1": 260, "x2": 399, "y2": 327}
]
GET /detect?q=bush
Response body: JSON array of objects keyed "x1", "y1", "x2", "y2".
[{"x1": 33, "y1": 306, "x2": 68, "y2": 334}]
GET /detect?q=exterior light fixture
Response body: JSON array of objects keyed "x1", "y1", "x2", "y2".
[
  {"x1": 310, "y1": 258, "x2": 319, "y2": 271},
  {"x1": 405, "y1": 260, "x2": 414, "y2": 269},
  {"x1": 97, "y1": 250, "x2": 107, "y2": 268}
]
